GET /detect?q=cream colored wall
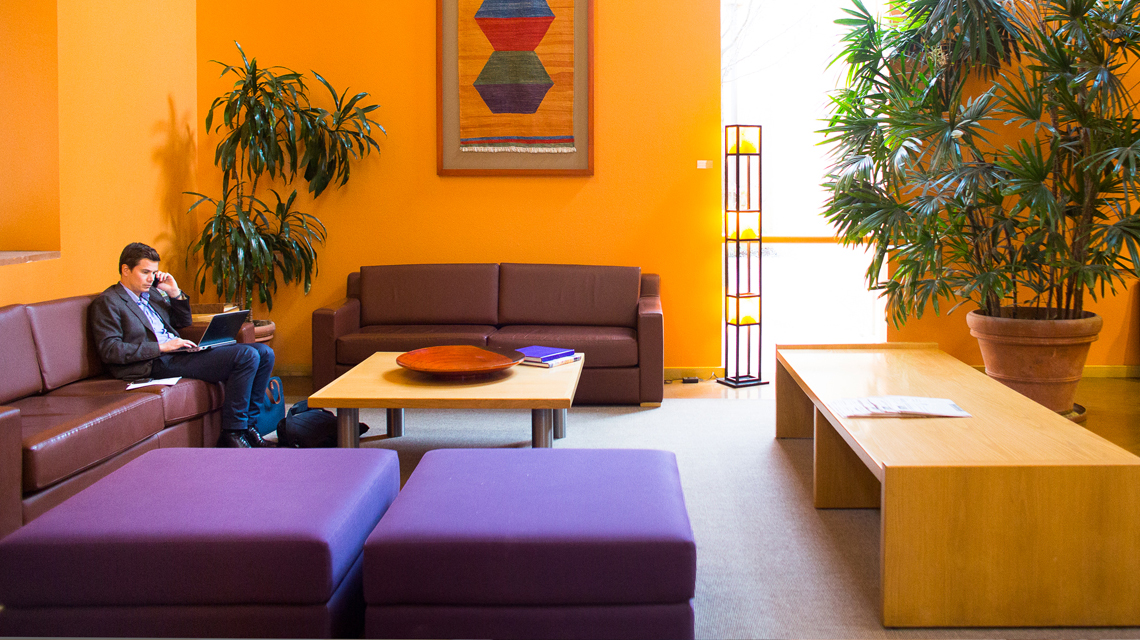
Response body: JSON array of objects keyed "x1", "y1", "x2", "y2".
[{"x1": 0, "y1": 0, "x2": 198, "y2": 307}]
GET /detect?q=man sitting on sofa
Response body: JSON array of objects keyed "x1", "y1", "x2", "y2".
[{"x1": 89, "y1": 242, "x2": 275, "y2": 448}]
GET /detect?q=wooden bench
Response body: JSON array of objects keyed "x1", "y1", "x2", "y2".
[{"x1": 775, "y1": 343, "x2": 1140, "y2": 627}]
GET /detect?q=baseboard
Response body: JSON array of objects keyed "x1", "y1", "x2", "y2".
[
  {"x1": 664, "y1": 367, "x2": 725, "y2": 382},
  {"x1": 1083, "y1": 365, "x2": 1140, "y2": 378},
  {"x1": 972, "y1": 364, "x2": 1140, "y2": 378},
  {"x1": 274, "y1": 364, "x2": 312, "y2": 378}
]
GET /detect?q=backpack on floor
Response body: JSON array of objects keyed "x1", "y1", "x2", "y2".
[
  {"x1": 252, "y1": 377, "x2": 286, "y2": 436},
  {"x1": 276, "y1": 400, "x2": 368, "y2": 448}
]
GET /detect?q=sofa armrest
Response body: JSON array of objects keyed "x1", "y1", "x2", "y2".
[
  {"x1": 637, "y1": 276, "x2": 664, "y2": 404},
  {"x1": 0, "y1": 406, "x2": 22, "y2": 539},
  {"x1": 313, "y1": 297, "x2": 361, "y2": 392}
]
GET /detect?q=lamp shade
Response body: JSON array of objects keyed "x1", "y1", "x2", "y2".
[
  {"x1": 725, "y1": 210, "x2": 760, "y2": 240},
  {"x1": 726, "y1": 294, "x2": 760, "y2": 326}
]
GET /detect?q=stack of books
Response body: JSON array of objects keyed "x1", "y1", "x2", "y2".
[
  {"x1": 190, "y1": 303, "x2": 239, "y2": 324},
  {"x1": 517, "y1": 346, "x2": 583, "y2": 368}
]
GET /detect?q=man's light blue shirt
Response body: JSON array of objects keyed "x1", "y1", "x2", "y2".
[{"x1": 120, "y1": 283, "x2": 180, "y2": 344}]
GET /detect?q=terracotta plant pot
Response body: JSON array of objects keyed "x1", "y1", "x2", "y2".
[
  {"x1": 966, "y1": 308, "x2": 1102, "y2": 414},
  {"x1": 252, "y1": 319, "x2": 276, "y2": 349}
]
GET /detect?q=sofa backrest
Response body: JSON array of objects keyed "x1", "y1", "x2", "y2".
[
  {"x1": 26, "y1": 295, "x2": 104, "y2": 391},
  {"x1": 498, "y1": 263, "x2": 641, "y2": 328},
  {"x1": 359, "y1": 264, "x2": 500, "y2": 326},
  {"x1": 0, "y1": 305, "x2": 44, "y2": 404}
]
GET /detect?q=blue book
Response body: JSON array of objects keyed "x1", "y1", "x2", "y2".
[{"x1": 517, "y1": 345, "x2": 575, "y2": 362}]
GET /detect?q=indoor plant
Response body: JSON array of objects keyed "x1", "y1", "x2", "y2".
[
  {"x1": 188, "y1": 43, "x2": 385, "y2": 318},
  {"x1": 822, "y1": 0, "x2": 1140, "y2": 415}
]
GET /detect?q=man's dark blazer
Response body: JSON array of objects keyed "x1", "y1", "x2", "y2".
[{"x1": 89, "y1": 283, "x2": 193, "y2": 380}]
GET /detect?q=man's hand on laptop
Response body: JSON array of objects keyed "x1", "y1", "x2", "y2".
[{"x1": 160, "y1": 338, "x2": 199, "y2": 353}]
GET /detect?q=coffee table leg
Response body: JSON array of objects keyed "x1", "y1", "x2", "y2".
[
  {"x1": 531, "y1": 409, "x2": 553, "y2": 448},
  {"x1": 387, "y1": 408, "x2": 404, "y2": 438},
  {"x1": 337, "y1": 408, "x2": 360, "y2": 448},
  {"x1": 553, "y1": 408, "x2": 566, "y2": 439}
]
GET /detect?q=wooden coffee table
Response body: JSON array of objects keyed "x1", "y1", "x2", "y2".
[
  {"x1": 776, "y1": 343, "x2": 1140, "y2": 627},
  {"x1": 308, "y1": 352, "x2": 584, "y2": 448}
]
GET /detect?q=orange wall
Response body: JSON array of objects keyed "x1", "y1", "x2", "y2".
[
  {"x1": 195, "y1": 0, "x2": 724, "y2": 372},
  {"x1": 0, "y1": 0, "x2": 198, "y2": 307},
  {"x1": 889, "y1": 285, "x2": 1140, "y2": 366},
  {"x1": 0, "y1": 1, "x2": 60, "y2": 251}
]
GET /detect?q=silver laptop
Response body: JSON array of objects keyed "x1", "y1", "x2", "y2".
[{"x1": 181, "y1": 310, "x2": 250, "y2": 351}]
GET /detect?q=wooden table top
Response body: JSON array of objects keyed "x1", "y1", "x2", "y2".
[
  {"x1": 308, "y1": 351, "x2": 584, "y2": 410},
  {"x1": 776, "y1": 343, "x2": 1140, "y2": 472}
]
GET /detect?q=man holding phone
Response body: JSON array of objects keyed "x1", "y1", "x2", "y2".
[{"x1": 89, "y1": 242, "x2": 275, "y2": 448}]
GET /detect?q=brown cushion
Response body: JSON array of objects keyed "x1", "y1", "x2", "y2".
[
  {"x1": 498, "y1": 263, "x2": 641, "y2": 328},
  {"x1": 0, "y1": 305, "x2": 44, "y2": 404},
  {"x1": 488, "y1": 325, "x2": 638, "y2": 368},
  {"x1": 359, "y1": 264, "x2": 499, "y2": 326},
  {"x1": 25, "y1": 295, "x2": 104, "y2": 391},
  {"x1": 337, "y1": 326, "x2": 498, "y2": 365},
  {"x1": 48, "y1": 377, "x2": 223, "y2": 426},
  {"x1": 15, "y1": 393, "x2": 164, "y2": 490}
]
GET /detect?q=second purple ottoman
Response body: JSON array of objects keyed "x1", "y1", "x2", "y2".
[
  {"x1": 364, "y1": 449, "x2": 697, "y2": 640},
  {"x1": 0, "y1": 448, "x2": 401, "y2": 638}
]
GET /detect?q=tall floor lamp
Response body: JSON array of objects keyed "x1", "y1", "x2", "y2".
[{"x1": 719, "y1": 124, "x2": 767, "y2": 388}]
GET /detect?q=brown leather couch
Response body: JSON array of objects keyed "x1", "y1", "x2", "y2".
[
  {"x1": 0, "y1": 295, "x2": 255, "y2": 539},
  {"x1": 312, "y1": 263, "x2": 664, "y2": 405}
]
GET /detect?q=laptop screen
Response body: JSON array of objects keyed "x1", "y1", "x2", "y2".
[{"x1": 197, "y1": 310, "x2": 250, "y2": 347}]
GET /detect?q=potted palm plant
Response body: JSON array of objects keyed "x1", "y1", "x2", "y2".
[
  {"x1": 822, "y1": 0, "x2": 1140, "y2": 417},
  {"x1": 188, "y1": 43, "x2": 385, "y2": 338}
]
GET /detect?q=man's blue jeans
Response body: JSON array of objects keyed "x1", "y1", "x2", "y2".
[{"x1": 152, "y1": 342, "x2": 275, "y2": 432}]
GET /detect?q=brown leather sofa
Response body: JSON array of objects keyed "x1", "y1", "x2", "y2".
[
  {"x1": 0, "y1": 295, "x2": 255, "y2": 539},
  {"x1": 312, "y1": 263, "x2": 664, "y2": 405}
]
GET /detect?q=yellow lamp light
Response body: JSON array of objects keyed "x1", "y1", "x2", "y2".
[
  {"x1": 726, "y1": 295, "x2": 761, "y2": 326},
  {"x1": 724, "y1": 211, "x2": 760, "y2": 240},
  {"x1": 727, "y1": 139, "x2": 758, "y2": 154}
]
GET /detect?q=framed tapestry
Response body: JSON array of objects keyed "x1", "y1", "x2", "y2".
[{"x1": 437, "y1": 0, "x2": 593, "y2": 176}]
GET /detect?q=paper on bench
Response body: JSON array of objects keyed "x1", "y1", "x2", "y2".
[
  {"x1": 829, "y1": 395, "x2": 971, "y2": 418},
  {"x1": 126, "y1": 377, "x2": 182, "y2": 390}
]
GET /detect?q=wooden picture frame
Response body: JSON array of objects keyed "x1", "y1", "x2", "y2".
[{"x1": 437, "y1": 0, "x2": 594, "y2": 176}]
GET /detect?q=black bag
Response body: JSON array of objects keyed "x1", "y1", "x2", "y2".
[{"x1": 277, "y1": 400, "x2": 369, "y2": 448}]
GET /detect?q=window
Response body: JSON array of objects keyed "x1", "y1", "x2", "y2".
[{"x1": 722, "y1": 0, "x2": 887, "y2": 376}]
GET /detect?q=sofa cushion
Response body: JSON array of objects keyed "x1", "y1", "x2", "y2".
[
  {"x1": 359, "y1": 264, "x2": 499, "y2": 326},
  {"x1": 0, "y1": 305, "x2": 44, "y2": 404},
  {"x1": 14, "y1": 393, "x2": 165, "y2": 490},
  {"x1": 489, "y1": 325, "x2": 638, "y2": 368},
  {"x1": 25, "y1": 295, "x2": 104, "y2": 391},
  {"x1": 0, "y1": 448, "x2": 400, "y2": 607},
  {"x1": 337, "y1": 325, "x2": 497, "y2": 365},
  {"x1": 498, "y1": 263, "x2": 641, "y2": 328},
  {"x1": 48, "y1": 377, "x2": 223, "y2": 426},
  {"x1": 364, "y1": 449, "x2": 697, "y2": 606}
]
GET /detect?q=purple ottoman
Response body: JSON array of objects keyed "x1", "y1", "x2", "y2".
[
  {"x1": 0, "y1": 448, "x2": 401, "y2": 638},
  {"x1": 364, "y1": 449, "x2": 696, "y2": 640}
]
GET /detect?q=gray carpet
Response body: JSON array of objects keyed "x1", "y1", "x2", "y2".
[{"x1": 327, "y1": 398, "x2": 1140, "y2": 640}]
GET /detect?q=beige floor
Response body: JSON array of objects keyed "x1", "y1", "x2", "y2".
[{"x1": 285, "y1": 375, "x2": 1140, "y2": 457}]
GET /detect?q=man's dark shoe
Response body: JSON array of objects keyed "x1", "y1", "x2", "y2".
[
  {"x1": 218, "y1": 430, "x2": 252, "y2": 448},
  {"x1": 244, "y1": 427, "x2": 276, "y2": 448}
]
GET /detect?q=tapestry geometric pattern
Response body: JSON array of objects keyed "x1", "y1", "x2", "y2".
[{"x1": 459, "y1": 0, "x2": 575, "y2": 153}]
